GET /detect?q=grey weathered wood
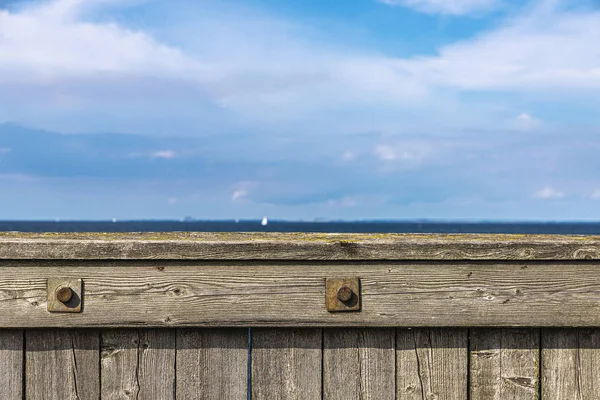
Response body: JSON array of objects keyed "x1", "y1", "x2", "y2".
[
  {"x1": 101, "y1": 330, "x2": 140, "y2": 399},
  {"x1": 323, "y1": 328, "x2": 395, "y2": 400},
  {"x1": 470, "y1": 329, "x2": 539, "y2": 399},
  {"x1": 1, "y1": 233, "x2": 599, "y2": 260},
  {"x1": 542, "y1": 328, "x2": 600, "y2": 398},
  {"x1": 176, "y1": 329, "x2": 248, "y2": 399},
  {"x1": 3, "y1": 262, "x2": 600, "y2": 327},
  {"x1": 396, "y1": 328, "x2": 468, "y2": 400},
  {"x1": 26, "y1": 329, "x2": 99, "y2": 399},
  {"x1": 0, "y1": 330, "x2": 22, "y2": 399},
  {"x1": 139, "y1": 329, "x2": 175, "y2": 399},
  {"x1": 252, "y1": 328, "x2": 321, "y2": 400},
  {"x1": 101, "y1": 329, "x2": 176, "y2": 399}
]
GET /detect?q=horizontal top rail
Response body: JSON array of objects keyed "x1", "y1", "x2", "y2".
[
  {"x1": 1, "y1": 232, "x2": 600, "y2": 327},
  {"x1": 0, "y1": 232, "x2": 599, "y2": 260}
]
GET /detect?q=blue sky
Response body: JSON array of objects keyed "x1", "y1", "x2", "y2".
[{"x1": 1, "y1": 0, "x2": 600, "y2": 220}]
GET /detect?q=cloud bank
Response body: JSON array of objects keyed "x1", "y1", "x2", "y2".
[
  {"x1": 1, "y1": 0, "x2": 598, "y2": 134},
  {"x1": 0, "y1": 0, "x2": 599, "y2": 219}
]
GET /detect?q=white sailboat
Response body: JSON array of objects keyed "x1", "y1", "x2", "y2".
[{"x1": 261, "y1": 216, "x2": 268, "y2": 226}]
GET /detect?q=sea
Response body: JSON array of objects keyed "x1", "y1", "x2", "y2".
[{"x1": 2, "y1": 220, "x2": 600, "y2": 234}]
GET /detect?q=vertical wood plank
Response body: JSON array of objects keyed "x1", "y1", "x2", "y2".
[
  {"x1": 101, "y1": 329, "x2": 176, "y2": 400},
  {"x1": 542, "y1": 328, "x2": 600, "y2": 399},
  {"x1": 0, "y1": 330, "x2": 23, "y2": 399},
  {"x1": 396, "y1": 328, "x2": 468, "y2": 400},
  {"x1": 26, "y1": 329, "x2": 100, "y2": 400},
  {"x1": 139, "y1": 329, "x2": 175, "y2": 399},
  {"x1": 252, "y1": 328, "x2": 322, "y2": 400},
  {"x1": 72, "y1": 330, "x2": 102, "y2": 399},
  {"x1": 176, "y1": 328, "x2": 248, "y2": 400},
  {"x1": 101, "y1": 330, "x2": 140, "y2": 399},
  {"x1": 470, "y1": 329, "x2": 539, "y2": 400},
  {"x1": 323, "y1": 328, "x2": 395, "y2": 400}
]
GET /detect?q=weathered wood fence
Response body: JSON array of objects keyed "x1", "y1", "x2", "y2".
[{"x1": 2, "y1": 233, "x2": 600, "y2": 399}]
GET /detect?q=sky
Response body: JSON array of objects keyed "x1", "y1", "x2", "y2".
[{"x1": 0, "y1": 0, "x2": 600, "y2": 220}]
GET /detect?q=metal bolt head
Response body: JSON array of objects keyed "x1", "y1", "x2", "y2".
[
  {"x1": 336, "y1": 285, "x2": 353, "y2": 302},
  {"x1": 55, "y1": 286, "x2": 73, "y2": 303}
]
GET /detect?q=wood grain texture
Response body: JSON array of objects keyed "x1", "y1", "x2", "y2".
[
  {"x1": 1, "y1": 233, "x2": 599, "y2": 260},
  {"x1": 0, "y1": 330, "x2": 22, "y2": 399},
  {"x1": 101, "y1": 329, "x2": 176, "y2": 399},
  {"x1": 26, "y1": 329, "x2": 99, "y2": 400},
  {"x1": 176, "y1": 329, "x2": 248, "y2": 399},
  {"x1": 396, "y1": 328, "x2": 468, "y2": 400},
  {"x1": 101, "y1": 330, "x2": 141, "y2": 399},
  {"x1": 252, "y1": 328, "x2": 322, "y2": 400},
  {"x1": 323, "y1": 328, "x2": 395, "y2": 400},
  {"x1": 139, "y1": 329, "x2": 175, "y2": 399},
  {"x1": 470, "y1": 329, "x2": 539, "y2": 400},
  {"x1": 3, "y1": 262, "x2": 600, "y2": 327},
  {"x1": 542, "y1": 328, "x2": 600, "y2": 399}
]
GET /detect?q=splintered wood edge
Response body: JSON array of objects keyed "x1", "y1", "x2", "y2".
[{"x1": 0, "y1": 233, "x2": 599, "y2": 260}]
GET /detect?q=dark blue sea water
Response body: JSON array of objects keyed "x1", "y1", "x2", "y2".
[{"x1": 2, "y1": 220, "x2": 600, "y2": 234}]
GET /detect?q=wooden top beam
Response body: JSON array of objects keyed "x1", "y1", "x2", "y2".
[{"x1": 0, "y1": 232, "x2": 599, "y2": 260}]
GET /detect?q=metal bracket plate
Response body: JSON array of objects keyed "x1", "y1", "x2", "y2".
[
  {"x1": 47, "y1": 278, "x2": 83, "y2": 313},
  {"x1": 326, "y1": 277, "x2": 361, "y2": 312}
]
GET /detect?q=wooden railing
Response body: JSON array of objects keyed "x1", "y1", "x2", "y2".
[{"x1": 1, "y1": 232, "x2": 600, "y2": 399}]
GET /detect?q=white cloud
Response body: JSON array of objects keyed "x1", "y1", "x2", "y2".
[
  {"x1": 150, "y1": 150, "x2": 176, "y2": 159},
  {"x1": 591, "y1": 189, "x2": 600, "y2": 200},
  {"x1": 379, "y1": 0, "x2": 499, "y2": 15},
  {"x1": 516, "y1": 112, "x2": 534, "y2": 122},
  {"x1": 127, "y1": 150, "x2": 177, "y2": 159},
  {"x1": 514, "y1": 112, "x2": 542, "y2": 131},
  {"x1": 374, "y1": 140, "x2": 439, "y2": 165},
  {"x1": 375, "y1": 145, "x2": 398, "y2": 161},
  {"x1": 0, "y1": 0, "x2": 204, "y2": 83},
  {"x1": 533, "y1": 186, "x2": 565, "y2": 199},
  {"x1": 167, "y1": 197, "x2": 178, "y2": 205},
  {"x1": 231, "y1": 181, "x2": 257, "y2": 202},
  {"x1": 231, "y1": 190, "x2": 248, "y2": 202},
  {"x1": 398, "y1": 3, "x2": 600, "y2": 93},
  {"x1": 341, "y1": 151, "x2": 357, "y2": 161}
]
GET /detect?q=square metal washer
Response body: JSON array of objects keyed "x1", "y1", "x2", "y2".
[
  {"x1": 326, "y1": 277, "x2": 361, "y2": 312},
  {"x1": 47, "y1": 278, "x2": 82, "y2": 313}
]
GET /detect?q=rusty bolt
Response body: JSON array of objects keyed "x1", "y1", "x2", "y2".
[
  {"x1": 55, "y1": 286, "x2": 73, "y2": 303},
  {"x1": 336, "y1": 285, "x2": 353, "y2": 302}
]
